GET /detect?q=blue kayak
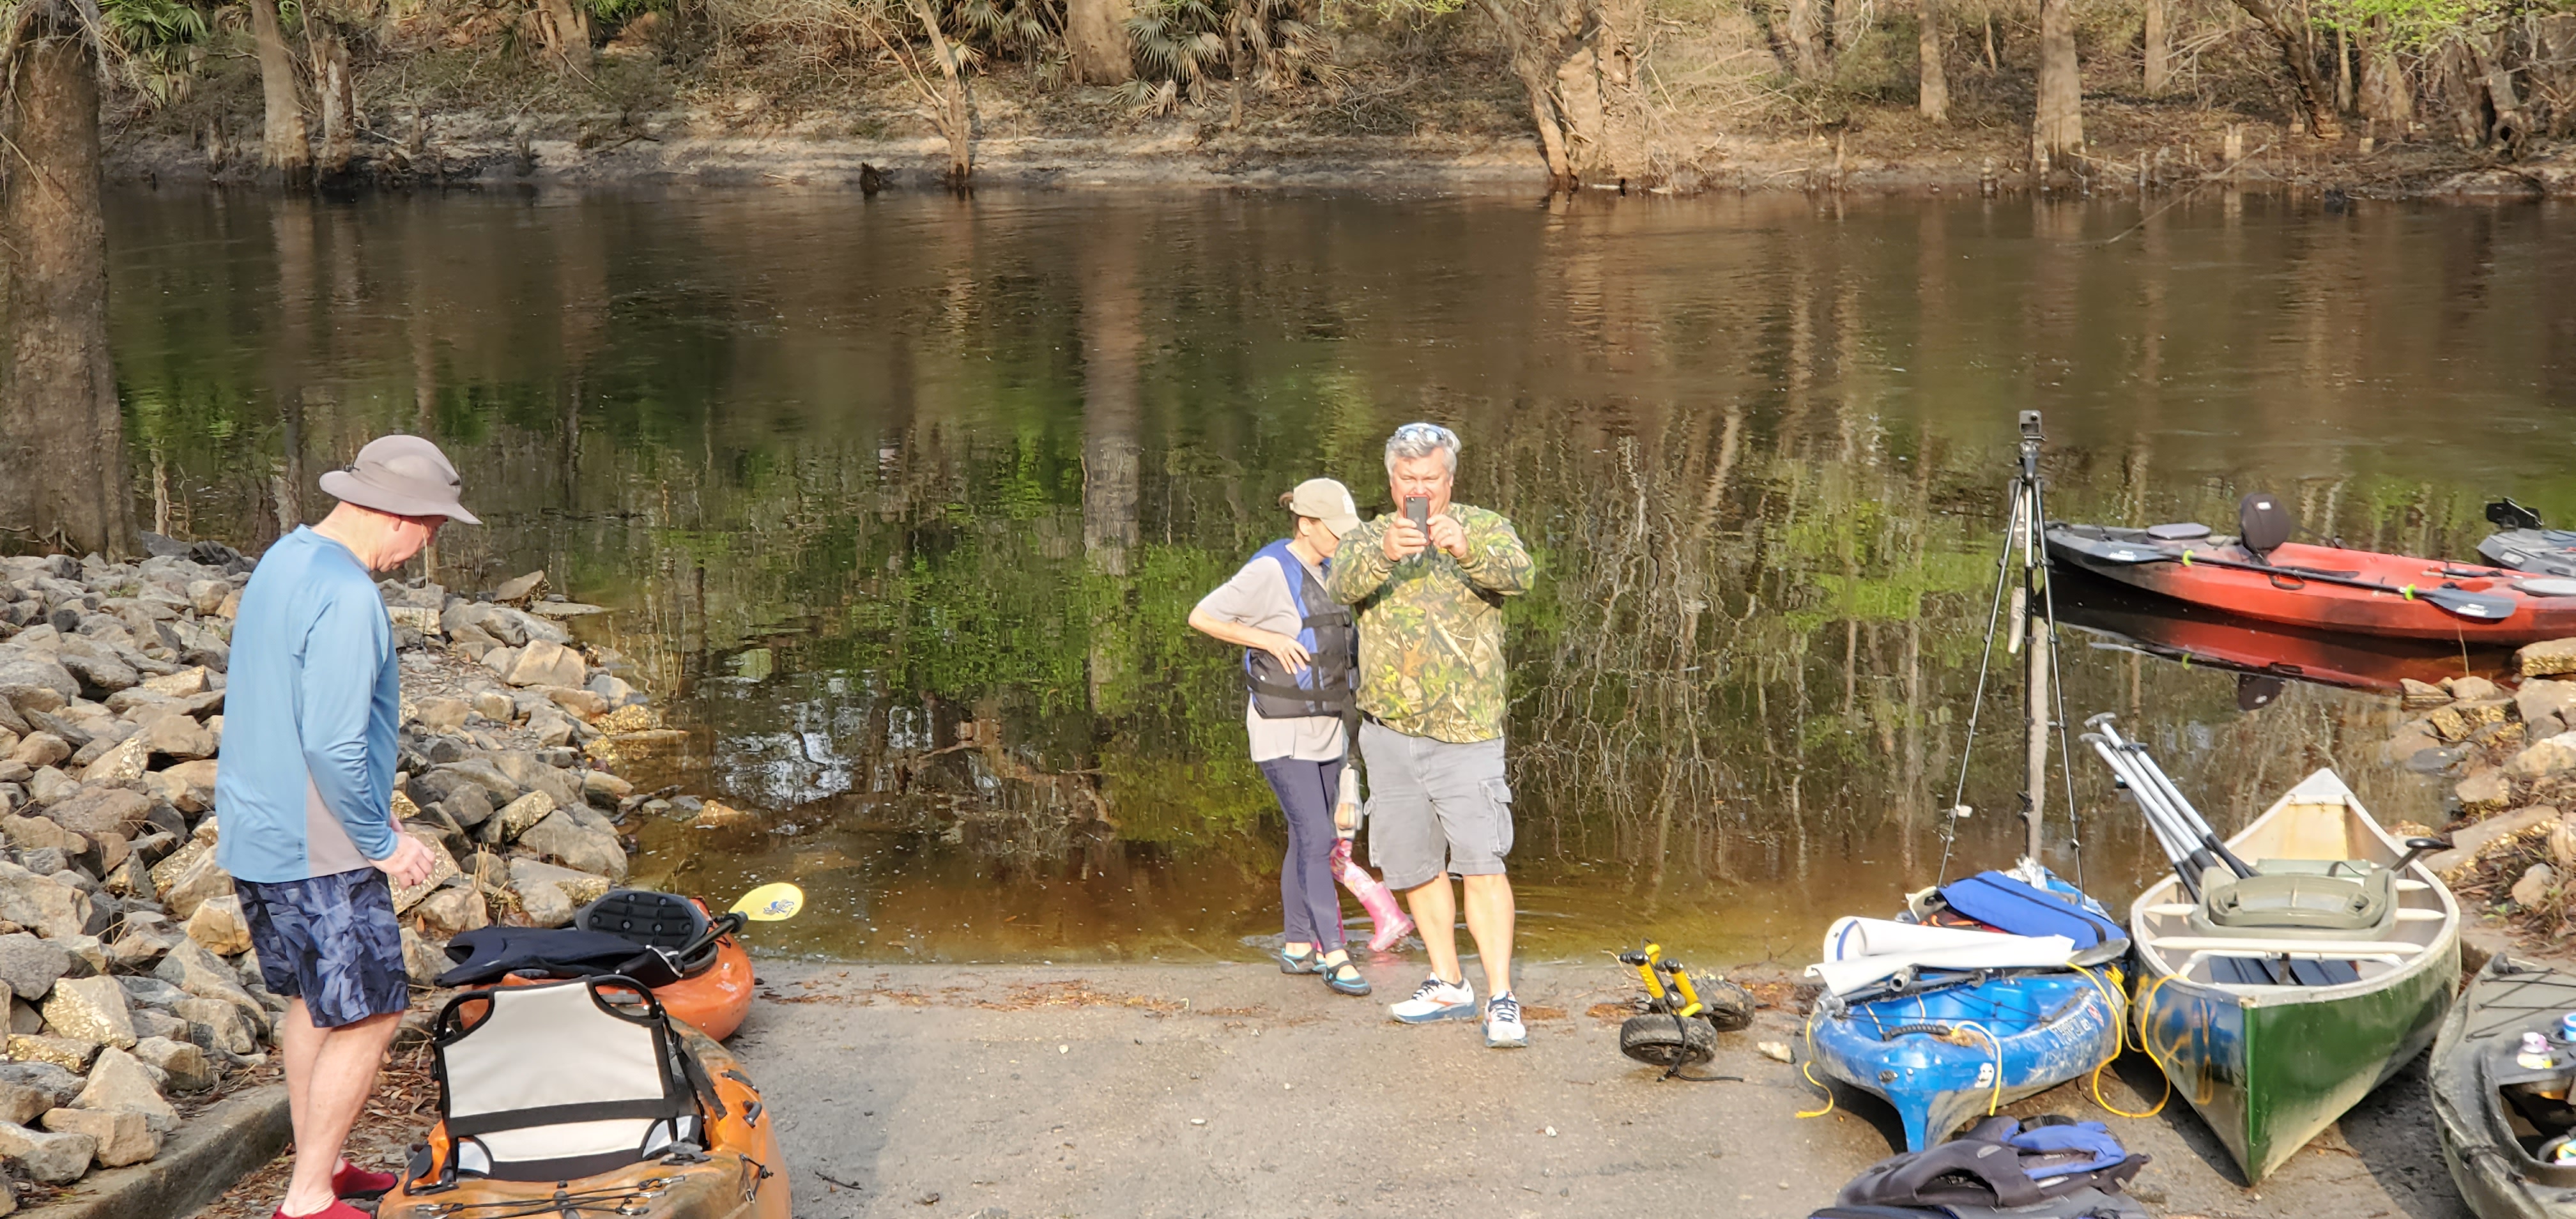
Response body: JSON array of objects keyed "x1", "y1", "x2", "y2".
[{"x1": 1810, "y1": 967, "x2": 2126, "y2": 1151}]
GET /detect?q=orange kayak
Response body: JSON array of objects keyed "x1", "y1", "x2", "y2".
[
  {"x1": 383, "y1": 1022, "x2": 788, "y2": 1219},
  {"x1": 495, "y1": 894, "x2": 758, "y2": 1040}
]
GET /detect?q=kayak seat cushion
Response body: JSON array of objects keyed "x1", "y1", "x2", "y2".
[
  {"x1": 2188, "y1": 862, "x2": 2395, "y2": 939},
  {"x1": 1936, "y1": 873, "x2": 2123, "y2": 949},
  {"x1": 431, "y1": 976, "x2": 705, "y2": 1183},
  {"x1": 2145, "y1": 523, "x2": 2211, "y2": 541},
  {"x1": 583, "y1": 889, "x2": 712, "y2": 951},
  {"x1": 2238, "y1": 492, "x2": 2293, "y2": 562}
]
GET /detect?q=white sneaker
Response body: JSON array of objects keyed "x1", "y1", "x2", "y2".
[
  {"x1": 1390, "y1": 976, "x2": 1477, "y2": 1024},
  {"x1": 1484, "y1": 993, "x2": 1528, "y2": 1048}
]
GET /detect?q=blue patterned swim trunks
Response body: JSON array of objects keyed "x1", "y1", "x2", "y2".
[{"x1": 233, "y1": 868, "x2": 410, "y2": 1028}]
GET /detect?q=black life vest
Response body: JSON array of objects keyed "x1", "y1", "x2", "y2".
[{"x1": 1242, "y1": 539, "x2": 1356, "y2": 720}]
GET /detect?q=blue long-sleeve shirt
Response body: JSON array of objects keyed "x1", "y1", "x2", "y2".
[{"x1": 213, "y1": 527, "x2": 401, "y2": 882}]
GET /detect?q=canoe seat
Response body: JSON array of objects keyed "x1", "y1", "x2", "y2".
[
  {"x1": 2187, "y1": 859, "x2": 2397, "y2": 941},
  {"x1": 425, "y1": 976, "x2": 709, "y2": 1185}
]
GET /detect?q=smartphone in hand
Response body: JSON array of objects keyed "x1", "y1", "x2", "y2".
[{"x1": 1404, "y1": 496, "x2": 1430, "y2": 532}]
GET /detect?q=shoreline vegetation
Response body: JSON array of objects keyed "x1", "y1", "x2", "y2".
[{"x1": 59, "y1": 0, "x2": 2576, "y2": 198}]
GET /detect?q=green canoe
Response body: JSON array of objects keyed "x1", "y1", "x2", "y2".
[{"x1": 2128, "y1": 768, "x2": 2461, "y2": 1184}]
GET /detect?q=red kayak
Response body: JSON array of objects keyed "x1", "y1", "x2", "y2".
[
  {"x1": 2046, "y1": 519, "x2": 2576, "y2": 643},
  {"x1": 2053, "y1": 566, "x2": 2518, "y2": 692}
]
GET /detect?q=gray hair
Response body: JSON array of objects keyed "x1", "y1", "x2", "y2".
[{"x1": 1384, "y1": 422, "x2": 1461, "y2": 475}]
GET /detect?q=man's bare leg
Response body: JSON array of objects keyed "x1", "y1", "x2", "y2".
[
  {"x1": 1404, "y1": 877, "x2": 1462, "y2": 985},
  {"x1": 278, "y1": 1008, "x2": 401, "y2": 1215},
  {"x1": 1460, "y1": 873, "x2": 1515, "y2": 997}
]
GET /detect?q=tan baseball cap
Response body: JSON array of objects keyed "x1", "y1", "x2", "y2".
[
  {"x1": 1287, "y1": 478, "x2": 1361, "y2": 538},
  {"x1": 318, "y1": 435, "x2": 481, "y2": 525}
]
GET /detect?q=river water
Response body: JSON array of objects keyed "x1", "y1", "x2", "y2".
[{"x1": 101, "y1": 187, "x2": 2576, "y2": 966}]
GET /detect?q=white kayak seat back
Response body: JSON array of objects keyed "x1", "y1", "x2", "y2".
[
  {"x1": 2145, "y1": 522, "x2": 2212, "y2": 542},
  {"x1": 2186, "y1": 859, "x2": 2397, "y2": 941},
  {"x1": 434, "y1": 976, "x2": 704, "y2": 1183}
]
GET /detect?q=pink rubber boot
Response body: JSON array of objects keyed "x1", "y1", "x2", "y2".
[{"x1": 1332, "y1": 838, "x2": 1414, "y2": 953}]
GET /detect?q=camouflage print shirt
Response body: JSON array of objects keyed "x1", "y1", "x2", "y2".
[{"x1": 1323, "y1": 503, "x2": 1536, "y2": 744}]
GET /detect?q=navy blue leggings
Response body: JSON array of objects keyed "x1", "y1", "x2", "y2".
[{"x1": 1259, "y1": 756, "x2": 1346, "y2": 951}]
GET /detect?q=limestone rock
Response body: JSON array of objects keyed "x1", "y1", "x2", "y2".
[
  {"x1": 5, "y1": 734, "x2": 66, "y2": 770},
  {"x1": 507, "y1": 859, "x2": 607, "y2": 927},
  {"x1": 400, "y1": 928, "x2": 446, "y2": 984},
  {"x1": 582, "y1": 769, "x2": 633, "y2": 806},
  {"x1": 43, "y1": 1105, "x2": 157, "y2": 1167},
  {"x1": 72, "y1": 1047, "x2": 177, "y2": 1133},
  {"x1": 526, "y1": 707, "x2": 576, "y2": 748},
  {"x1": 136, "y1": 668, "x2": 206, "y2": 699},
  {"x1": 106, "y1": 916, "x2": 182, "y2": 971},
  {"x1": 24, "y1": 769, "x2": 75, "y2": 806},
  {"x1": 505, "y1": 640, "x2": 586, "y2": 689},
  {"x1": 42, "y1": 787, "x2": 147, "y2": 838},
  {"x1": 127, "y1": 1010, "x2": 185, "y2": 1045},
  {"x1": 76, "y1": 735, "x2": 147, "y2": 785},
  {"x1": 0, "y1": 867, "x2": 103, "y2": 942},
  {"x1": 182, "y1": 894, "x2": 251, "y2": 956},
  {"x1": 544, "y1": 687, "x2": 610, "y2": 721},
  {"x1": 493, "y1": 571, "x2": 546, "y2": 602},
  {"x1": 39, "y1": 977, "x2": 133, "y2": 1050},
  {"x1": 2523, "y1": 638, "x2": 2576, "y2": 678},
  {"x1": 0, "y1": 815, "x2": 82, "y2": 855},
  {"x1": 138, "y1": 714, "x2": 213, "y2": 762},
  {"x1": 2384, "y1": 721, "x2": 2443, "y2": 767},
  {"x1": 440, "y1": 784, "x2": 495, "y2": 831},
  {"x1": 434, "y1": 761, "x2": 519, "y2": 804},
  {"x1": 0, "y1": 1084, "x2": 47, "y2": 1128},
  {"x1": 594, "y1": 704, "x2": 661, "y2": 735},
  {"x1": 2509, "y1": 737, "x2": 2576, "y2": 781},
  {"x1": 0, "y1": 653, "x2": 79, "y2": 702},
  {"x1": 486, "y1": 791, "x2": 556, "y2": 845},
  {"x1": 0, "y1": 1064, "x2": 80, "y2": 1111},
  {"x1": 128, "y1": 1037, "x2": 211, "y2": 1092},
  {"x1": 2519, "y1": 862, "x2": 2562, "y2": 909},
  {"x1": 413, "y1": 697, "x2": 472, "y2": 735},
  {"x1": 2458, "y1": 769, "x2": 2515, "y2": 816},
  {"x1": 0, "y1": 936, "x2": 68, "y2": 1002},
  {"x1": 414, "y1": 885, "x2": 489, "y2": 939},
  {"x1": 168, "y1": 998, "x2": 256, "y2": 1056},
  {"x1": 2400, "y1": 678, "x2": 2452, "y2": 709},
  {"x1": 136, "y1": 767, "x2": 209, "y2": 817},
  {"x1": 2452, "y1": 675, "x2": 2503, "y2": 703},
  {"x1": 516, "y1": 812, "x2": 628, "y2": 882},
  {"x1": 471, "y1": 691, "x2": 516, "y2": 722},
  {"x1": 0, "y1": 1119, "x2": 96, "y2": 1183},
  {"x1": 153, "y1": 847, "x2": 229, "y2": 921},
  {"x1": 5, "y1": 1035, "x2": 97, "y2": 1073},
  {"x1": 2430, "y1": 698, "x2": 2513, "y2": 743},
  {"x1": 152, "y1": 940, "x2": 261, "y2": 1025}
]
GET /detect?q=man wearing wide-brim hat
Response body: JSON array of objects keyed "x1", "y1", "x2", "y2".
[{"x1": 214, "y1": 435, "x2": 477, "y2": 1219}]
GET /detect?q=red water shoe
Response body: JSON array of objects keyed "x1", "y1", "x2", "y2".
[{"x1": 332, "y1": 1160, "x2": 398, "y2": 1199}]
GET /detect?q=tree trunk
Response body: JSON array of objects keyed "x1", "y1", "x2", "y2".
[
  {"x1": 536, "y1": 0, "x2": 594, "y2": 72},
  {"x1": 1784, "y1": 0, "x2": 1829, "y2": 79},
  {"x1": 2230, "y1": 0, "x2": 2343, "y2": 137},
  {"x1": 316, "y1": 27, "x2": 356, "y2": 181},
  {"x1": 247, "y1": 0, "x2": 313, "y2": 185},
  {"x1": 2357, "y1": 20, "x2": 2413, "y2": 128},
  {"x1": 1919, "y1": 0, "x2": 1947, "y2": 121},
  {"x1": 1480, "y1": 0, "x2": 1657, "y2": 189},
  {"x1": 1065, "y1": 0, "x2": 1134, "y2": 84},
  {"x1": 0, "y1": 24, "x2": 135, "y2": 558},
  {"x1": 2142, "y1": 0, "x2": 2170, "y2": 94},
  {"x1": 2032, "y1": 0, "x2": 2083, "y2": 172},
  {"x1": 905, "y1": 0, "x2": 974, "y2": 183},
  {"x1": 2334, "y1": 23, "x2": 2353, "y2": 113}
]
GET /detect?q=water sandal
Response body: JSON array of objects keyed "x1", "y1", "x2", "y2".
[
  {"x1": 1276, "y1": 945, "x2": 1322, "y2": 974},
  {"x1": 1323, "y1": 960, "x2": 1372, "y2": 997}
]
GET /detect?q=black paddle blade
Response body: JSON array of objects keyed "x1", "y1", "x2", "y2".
[{"x1": 2490, "y1": 498, "x2": 2546, "y2": 531}]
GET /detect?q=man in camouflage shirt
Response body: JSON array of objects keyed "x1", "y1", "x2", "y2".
[{"x1": 1325, "y1": 422, "x2": 1537, "y2": 1048}]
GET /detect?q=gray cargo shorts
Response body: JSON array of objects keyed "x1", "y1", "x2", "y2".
[{"x1": 1360, "y1": 719, "x2": 1512, "y2": 891}]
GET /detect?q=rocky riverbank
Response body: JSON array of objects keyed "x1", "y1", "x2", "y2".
[
  {"x1": 0, "y1": 543, "x2": 669, "y2": 1206},
  {"x1": 2381, "y1": 641, "x2": 2576, "y2": 937}
]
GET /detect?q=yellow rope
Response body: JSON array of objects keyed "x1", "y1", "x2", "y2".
[
  {"x1": 1796, "y1": 1009, "x2": 1836, "y2": 1119},
  {"x1": 2090, "y1": 970, "x2": 2176, "y2": 1119},
  {"x1": 1948, "y1": 1020, "x2": 2005, "y2": 1116}
]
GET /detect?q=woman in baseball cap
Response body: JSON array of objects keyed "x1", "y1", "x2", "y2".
[{"x1": 1186, "y1": 479, "x2": 1376, "y2": 997}]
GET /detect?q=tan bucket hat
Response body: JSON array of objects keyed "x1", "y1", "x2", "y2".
[
  {"x1": 1287, "y1": 478, "x2": 1361, "y2": 538},
  {"x1": 318, "y1": 435, "x2": 481, "y2": 525}
]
